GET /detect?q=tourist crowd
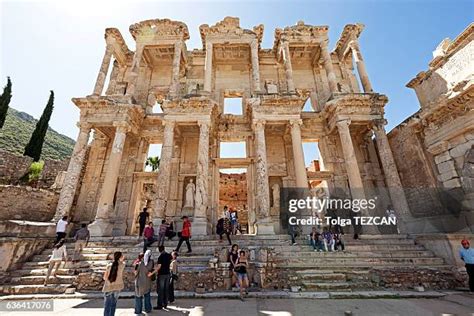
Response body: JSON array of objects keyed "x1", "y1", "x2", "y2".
[{"x1": 48, "y1": 208, "x2": 474, "y2": 316}]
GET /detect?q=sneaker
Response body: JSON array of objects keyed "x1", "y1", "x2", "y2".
[
  {"x1": 292, "y1": 242, "x2": 297, "y2": 246},
  {"x1": 313, "y1": 249, "x2": 318, "y2": 252},
  {"x1": 187, "y1": 250, "x2": 192, "y2": 253}
]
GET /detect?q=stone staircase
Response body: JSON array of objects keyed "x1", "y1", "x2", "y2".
[
  {"x1": 275, "y1": 234, "x2": 455, "y2": 292},
  {"x1": 0, "y1": 234, "x2": 459, "y2": 295}
]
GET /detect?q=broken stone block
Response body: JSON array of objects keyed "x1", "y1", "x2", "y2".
[
  {"x1": 437, "y1": 160, "x2": 456, "y2": 174},
  {"x1": 434, "y1": 151, "x2": 451, "y2": 164},
  {"x1": 442, "y1": 178, "x2": 462, "y2": 189},
  {"x1": 449, "y1": 141, "x2": 473, "y2": 158}
]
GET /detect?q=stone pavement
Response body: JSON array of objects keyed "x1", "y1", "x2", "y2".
[{"x1": 1, "y1": 293, "x2": 474, "y2": 316}]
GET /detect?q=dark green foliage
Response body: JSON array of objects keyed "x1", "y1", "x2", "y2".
[
  {"x1": 145, "y1": 156, "x2": 160, "y2": 171},
  {"x1": 0, "y1": 107, "x2": 74, "y2": 160},
  {"x1": 23, "y1": 91, "x2": 56, "y2": 161},
  {"x1": 0, "y1": 77, "x2": 12, "y2": 129}
]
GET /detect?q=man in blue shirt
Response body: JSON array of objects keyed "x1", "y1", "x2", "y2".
[{"x1": 459, "y1": 239, "x2": 474, "y2": 292}]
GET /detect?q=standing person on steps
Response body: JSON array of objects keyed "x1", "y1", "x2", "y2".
[
  {"x1": 102, "y1": 251, "x2": 126, "y2": 316},
  {"x1": 134, "y1": 250, "x2": 154, "y2": 315},
  {"x1": 55, "y1": 216, "x2": 68, "y2": 243},
  {"x1": 175, "y1": 216, "x2": 192, "y2": 253},
  {"x1": 460, "y1": 239, "x2": 474, "y2": 292},
  {"x1": 149, "y1": 245, "x2": 172, "y2": 310},
  {"x1": 169, "y1": 251, "x2": 179, "y2": 304},
  {"x1": 137, "y1": 208, "x2": 150, "y2": 237}
]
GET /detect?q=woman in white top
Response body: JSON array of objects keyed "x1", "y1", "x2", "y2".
[{"x1": 44, "y1": 239, "x2": 67, "y2": 285}]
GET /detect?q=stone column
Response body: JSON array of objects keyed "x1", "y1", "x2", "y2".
[
  {"x1": 170, "y1": 41, "x2": 182, "y2": 97},
  {"x1": 193, "y1": 120, "x2": 211, "y2": 235},
  {"x1": 281, "y1": 41, "x2": 295, "y2": 94},
  {"x1": 153, "y1": 120, "x2": 175, "y2": 225},
  {"x1": 250, "y1": 39, "x2": 261, "y2": 94},
  {"x1": 203, "y1": 42, "x2": 213, "y2": 93},
  {"x1": 336, "y1": 119, "x2": 376, "y2": 233},
  {"x1": 289, "y1": 119, "x2": 308, "y2": 188},
  {"x1": 105, "y1": 60, "x2": 120, "y2": 95},
  {"x1": 93, "y1": 44, "x2": 114, "y2": 96},
  {"x1": 320, "y1": 40, "x2": 338, "y2": 94},
  {"x1": 89, "y1": 123, "x2": 129, "y2": 236},
  {"x1": 53, "y1": 122, "x2": 91, "y2": 221},
  {"x1": 253, "y1": 120, "x2": 275, "y2": 234},
  {"x1": 373, "y1": 120, "x2": 412, "y2": 233},
  {"x1": 349, "y1": 40, "x2": 373, "y2": 93},
  {"x1": 126, "y1": 43, "x2": 145, "y2": 96}
]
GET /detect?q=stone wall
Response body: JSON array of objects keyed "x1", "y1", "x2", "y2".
[
  {"x1": 388, "y1": 122, "x2": 445, "y2": 218},
  {"x1": 0, "y1": 149, "x2": 69, "y2": 189},
  {"x1": 0, "y1": 185, "x2": 59, "y2": 221},
  {"x1": 0, "y1": 220, "x2": 55, "y2": 272}
]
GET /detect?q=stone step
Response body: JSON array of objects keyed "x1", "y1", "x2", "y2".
[
  {"x1": 299, "y1": 272, "x2": 347, "y2": 281},
  {"x1": 277, "y1": 257, "x2": 445, "y2": 266},
  {"x1": 277, "y1": 250, "x2": 435, "y2": 258},
  {"x1": 8, "y1": 275, "x2": 77, "y2": 285},
  {"x1": 271, "y1": 244, "x2": 426, "y2": 251},
  {"x1": 302, "y1": 281, "x2": 352, "y2": 290},
  {"x1": 33, "y1": 253, "x2": 214, "y2": 262},
  {"x1": 278, "y1": 262, "x2": 449, "y2": 269},
  {"x1": 0, "y1": 284, "x2": 75, "y2": 295}
]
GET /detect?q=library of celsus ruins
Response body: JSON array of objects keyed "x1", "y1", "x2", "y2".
[{"x1": 51, "y1": 17, "x2": 469, "y2": 237}]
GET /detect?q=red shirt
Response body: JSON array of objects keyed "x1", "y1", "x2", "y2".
[
  {"x1": 181, "y1": 221, "x2": 191, "y2": 237},
  {"x1": 143, "y1": 226, "x2": 154, "y2": 239}
]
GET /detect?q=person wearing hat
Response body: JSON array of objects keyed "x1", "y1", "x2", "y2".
[
  {"x1": 175, "y1": 216, "x2": 192, "y2": 253},
  {"x1": 459, "y1": 239, "x2": 474, "y2": 292}
]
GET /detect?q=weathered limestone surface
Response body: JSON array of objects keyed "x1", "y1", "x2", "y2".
[
  {"x1": 55, "y1": 17, "x2": 416, "y2": 237},
  {"x1": 0, "y1": 149, "x2": 69, "y2": 189},
  {"x1": 0, "y1": 185, "x2": 58, "y2": 221},
  {"x1": 388, "y1": 23, "x2": 474, "y2": 233}
]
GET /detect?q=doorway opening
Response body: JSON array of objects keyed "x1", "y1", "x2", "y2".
[{"x1": 219, "y1": 168, "x2": 249, "y2": 234}]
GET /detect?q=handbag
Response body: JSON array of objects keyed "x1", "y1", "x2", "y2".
[
  {"x1": 234, "y1": 265, "x2": 246, "y2": 274},
  {"x1": 171, "y1": 273, "x2": 179, "y2": 281}
]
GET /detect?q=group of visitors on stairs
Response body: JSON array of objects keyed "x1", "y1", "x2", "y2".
[
  {"x1": 100, "y1": 245, "x2": 179, "y2": 316},
  {"x1": 139, "y1": 207, "x2": 192, "y2": 254}
]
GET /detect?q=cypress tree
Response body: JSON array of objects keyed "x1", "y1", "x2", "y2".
[
  {"x1": 0, "y1": 77, "x2": 12, "y2": 129},
  {"x1": 24, "y1": 91, "x2": 54, "y2": 161}
]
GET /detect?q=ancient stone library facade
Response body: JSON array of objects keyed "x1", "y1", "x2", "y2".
[{"x1": 52, "y1": 17, "x2": 473, "y2": 237}]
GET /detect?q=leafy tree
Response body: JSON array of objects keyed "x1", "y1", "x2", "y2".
[
  {"x1": 145, "y1": 156, "x2": 160, "y2": 171},
  {"x1": 24, "y1": 91, "x2": 54, "y2": 161},
  {"x1": 0, "y1": 77, "x2": 12, "y2": 129},
  {"x1": 28, "y1": 161, "x2": 44, "y2": 182}
]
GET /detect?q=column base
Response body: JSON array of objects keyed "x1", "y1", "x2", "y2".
[
  {"x1": 192, "y1": 217, "x2": 210, "y2": 236},
  {"x1": 256, "y1": 218, "x2": 275, "y2": 235},
  {"x1": 88, "y1": 219, "x2": 114, "y2": 237}
]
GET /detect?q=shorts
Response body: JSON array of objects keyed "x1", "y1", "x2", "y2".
[{"x1": 236, "y1": 272, "x2": 247, "y2": 282}]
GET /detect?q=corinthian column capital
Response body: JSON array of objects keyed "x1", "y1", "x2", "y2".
[
  {"x1": 372, "y1": 119, "x2": 388, "y2": 132},
  {"x1": 336, "y1": 119, "x2": 351, "y2": 129},
  {"x1": 113, "y1": 122, "x2": 131, "y2": 134},
  {"x1": 162, "y1": 120, "x2": 176, "y2": 129},
  {"x1": 289, "y1": 119, "x2": 303, "y2": 128},
  {"x1": 77, "y1": 121, "x2": 92, "y2": 131},
  {"x1": 253, "y1": 119, "x2": 266, "y2": 131}
]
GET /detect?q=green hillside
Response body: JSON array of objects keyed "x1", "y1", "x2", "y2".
[{"x1": 0, "y1": 107, "x2": 75, "y2": 161}]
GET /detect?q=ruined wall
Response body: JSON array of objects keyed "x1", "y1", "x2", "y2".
[
  {"x1": 388, "y1": 123, "x2": 445, "y2": 217},
  {"x1": 0, "y1": 185, "x2": 59, "y2": 221},
  {"x1": 0, "y1": 149, "x2": 68, "y2": 188},
  {"x1": 219, "y1": 173, "x2": 247, "y2": 211}
]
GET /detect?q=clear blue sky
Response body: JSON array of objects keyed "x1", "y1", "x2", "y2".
[{"x1": 1, "y1": 0, "x2": 473, "y2": 165}]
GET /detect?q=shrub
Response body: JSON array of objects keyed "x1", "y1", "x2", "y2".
[{"x1": 28, "y1": 161, "x2": 44, "y2": 182}]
